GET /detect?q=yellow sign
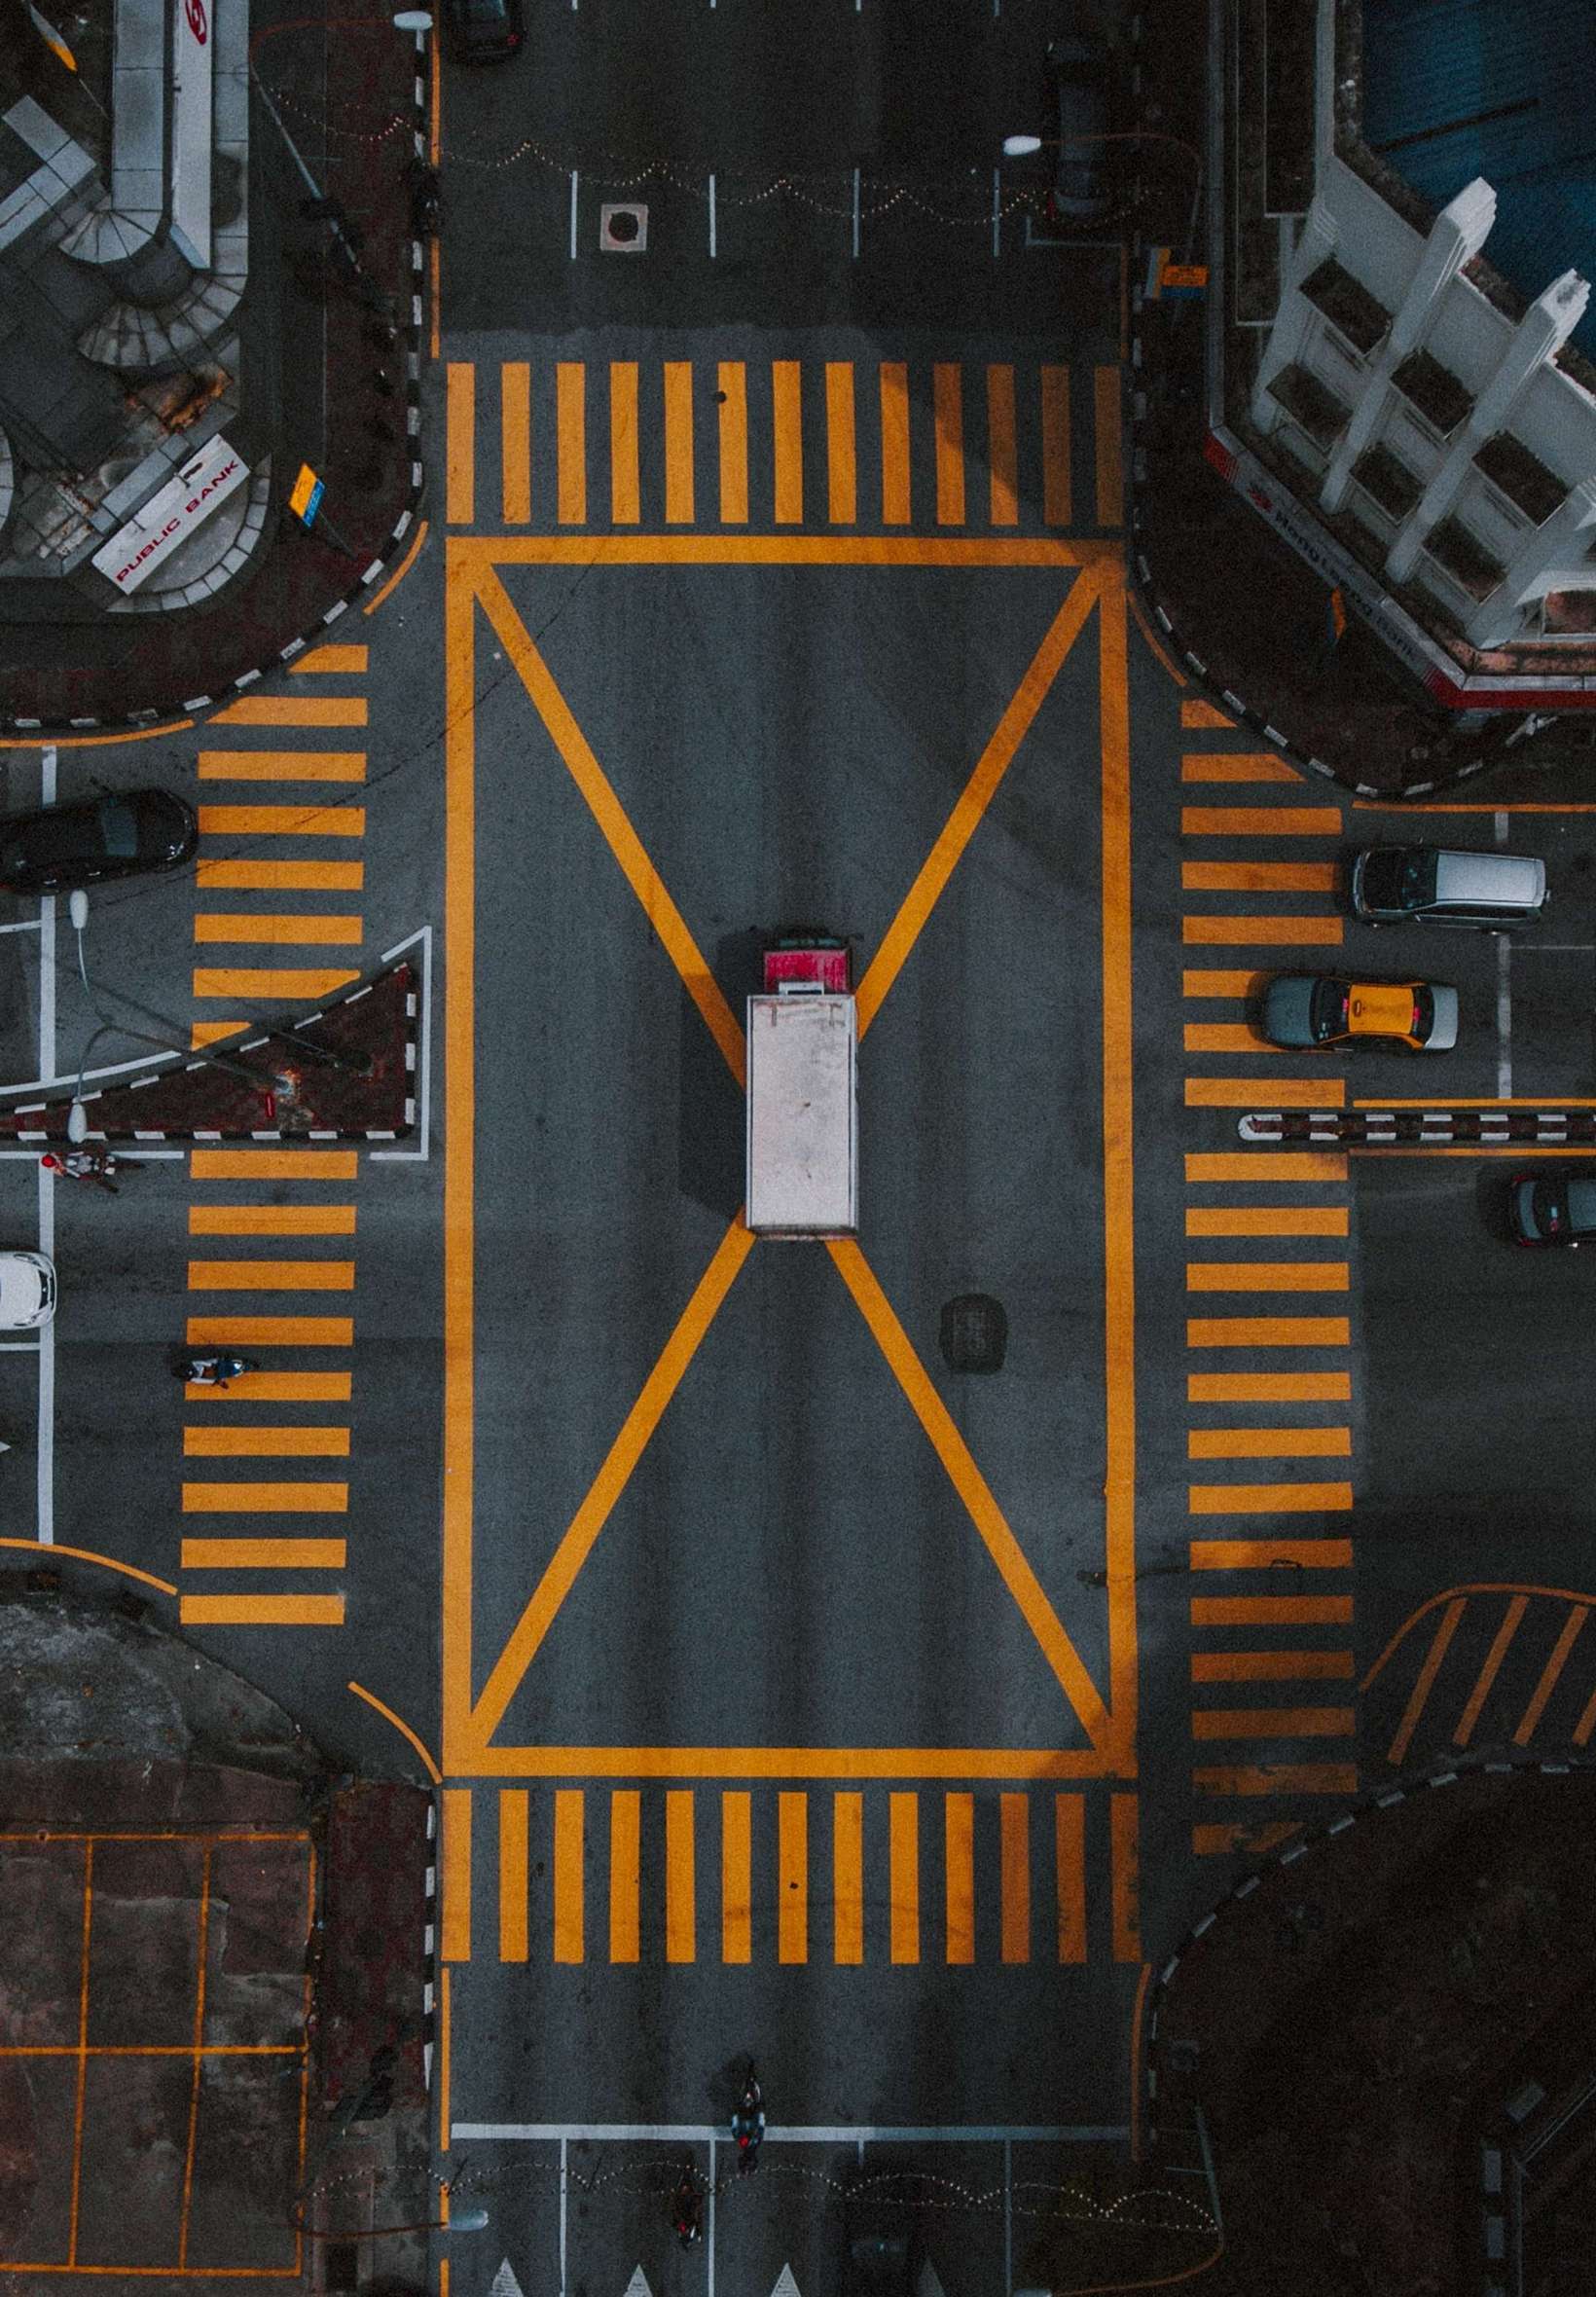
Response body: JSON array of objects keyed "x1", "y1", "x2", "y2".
[{"x1": 1162, "y1": 262, "x2": 1209, "y2": 289}]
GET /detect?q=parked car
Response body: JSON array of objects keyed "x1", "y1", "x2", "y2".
[
  {"x1": 1348, "y1": 845, "x2": 1546, "y2": 930},
  {"x1": 1044, "y1": 30, "x2": 1115, "y2": 223},
  {"x1": 842, "y1": 2177, "x2": 927, "y2": 2296},
  {"x1": 1508, "y1": 1171, "x2": 1596, "y2": 1248},
  {"x1": 1256, "y1": 972, "x2": 1459, "y2": 1053},
  {"x1": 0, "y1": 1251, "x2": 55, "y2": 1330},
  {"x1": 445, "y1": 0, "x2": 524, "y2": 63},
  {"x1": 0, "y1": 788, "x2": 196, "y2": 894}
]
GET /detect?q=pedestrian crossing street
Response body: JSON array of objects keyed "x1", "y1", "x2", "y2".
[
  {"x1": 441, "y1": 1782, "x2": 1142, "y2": 1970},
  {"x1": 175, "y1": 642, "x2": 375, "y2": 1633},
  {"x1": 444, "y1": 355, "x2": 1124, "y2": 533},
  {"x1": 1176, "y1": 701, "x2": 1359, "y2": 1858}
]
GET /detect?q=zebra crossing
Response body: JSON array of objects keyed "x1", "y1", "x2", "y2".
[
  {"x1": 1176, "y1": 701, "x2": 1360, "y2": 1857},
  {"x1": 444, "y1": 354, "x2": 1123, "y2": 533}
]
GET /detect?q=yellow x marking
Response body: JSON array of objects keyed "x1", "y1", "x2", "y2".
[{"x1": 445, "y1": 541, "x2": 1131, "y2": 1775}]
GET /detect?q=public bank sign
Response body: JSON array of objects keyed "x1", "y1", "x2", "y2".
[{"x1": 91, "y1": 436, "x2": 249, "y2": 594}]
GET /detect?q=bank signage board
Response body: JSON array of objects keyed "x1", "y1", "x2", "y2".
[{"x1": 91, "y1": 436, "x2": 248, "y2": 594}]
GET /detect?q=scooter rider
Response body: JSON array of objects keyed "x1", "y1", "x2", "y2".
[
  {"x1": 732, "y1": 2065, "x2": 765, "y2": 2172},
  {"x1": 670, "y1": 2164, "x2": 703, "y2": 2247}
]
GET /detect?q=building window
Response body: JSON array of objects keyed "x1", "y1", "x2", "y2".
[
  {"x1": 1391, "y1": 350, "x2": 1472, "y2": 438},
  {"x1": 1264, "y1": 362, "x2": 1352, "y2": 451},
  {"x1": 1472, "y1": 433, "x2": 1570, "y2": 527},
  {"x1": 1424, "y1": 516, "x2": 1505, "y2": 602},
  {"x1": 1299, "y1": 257, "x2": 1393, "y2": 356},
  {"x1": 1351, "y1": 443, "x2": 1423, "y2": 521}
]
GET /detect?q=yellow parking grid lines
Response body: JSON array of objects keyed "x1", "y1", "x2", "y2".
[
  {"x1": 999, "y1": 1792, "x2": 1030, "y2": 1962},
  {"x1": 932, "y1": 363, "x2": 964, "y2": 525},
  {"x1": 198, "y1": 753, "x2": 366, "y2": 783},
  {"x1": 1183, "y1": 1024, "x2": 1271, "y2": 1053},
  {"x1": 1186, "y1": 1206, "x2": 1347, "y2": 1237},
  {"x1": 189, "y1": 1206, "x2": 357, "y2": 1235},
  {"x1": 194, "y1": 914, "x2": 363, "y2": 944},
  {"x1": 557, "y1": 362, "x2": 586, "y2": 526},
  {"x1": 179, "y1": 1538, "x2": 345, "y2": 1568},
  {"x1": 721, "y1": 1791, "x2": 751, "y2": 1964},
  {"x1": 186, "y1": 1316, "x2": 353, "y2": 1347},
  {"x1": 1453, "y1": 1593, "x2": 1530, "y2": 1747},
  {"x1": 1514, "y1": 1607, "x2": 1587, "y2": 1745},
  {"x1": 944, "y1": 1793, "x2": 975, "y2": 1964},
  {"x1": 187, "y1": 1259, "x2": 355, "y2": 1292},
  {"x1": 553, "y1": 1789, "x2": 584, "y2": 1963},
  {"x1": 1193, "y1": 1594, "x2": 1354, "y2": 1627},
  {"x1": 1186, "y1": 1151, "x2": 1347, "y2": 1182},
  {"x1": 1181, "y1": 806, "x2": 1342, "y2": 836},
  {"x1": 825, "y1": 362, "x2": 856, "y2": 525},
  {"x1": 1109, "y1": 1793, "x2": 1140, "y2": 1960},
  {"x1": 1040, "y1": 366, "x2": 1071, "y2": 526},
  {"x1": 1093, "y1": 366, "x2": 1122, "y2": 526},
  {"x1": 181, "y1": 1482, "x2": 348, "y2": 1513},
  {"x1": 1182, "y1": 970, "x2": 1265, "y2": 999},
  {"x1": 198, "y1": 806, "x2": 365, "y2": 838},
  {"x1": 1187, "y1": 1485, "x2": 1354, "y2": 1516},
  {"x1": 1187, "y1": 1317, "x2": 1352, "y2": 1347},
  {"x1": 1055, "y1": 1793, "x2": 1086, "y2": 1963},
  {"x1": 1190, "y1": 1369, "x2": 1351, "y2": 1400},
  {"x1": 1192, "y1": 1707, "x2": 1354, "y2": 1740},
  {"x1": 1189, "y1": 1426, "x2": 1351, "y2": 1458},
  {"x1": 987, "y1": 365, "x2": 1019, "y2": 527},
  {"x1": 1194, "y1": 1765, "x2": 1357, "y2": 1797},
  {"x1": 184, "y1": 1372, "x2": 351, "y2": 1403},
  {"x1": 198, "y1": 860, "x2": 365, "y2": 891},
  {"x1": 208, "y1": 695, "x2": 368, "y2": 729},
  {"x1": 192, "y1": 967, "x2": 361, "y2": 1000},
  {"x1": 501, "y1": 360, "x2": 531, "y2": 525},
  {"x1": 499, "y1": 1789, "x2": 528, "y2": 1962},
  {"x1": 879, "y1": 363, "x2": 911, "y2": 525},
  {"x1": 610, "y1": 1790, "x2": 641, "y2": 1964},
  {"x1": 772, "y1": 360, "x2": 804, "y2": 525},
  {"x1": 191, "y1": 1149, "x2": 359, "y2": 1179},
  {"x1": 441, "y1": 1789, "x2": 472, "y2": 1962},
  {"x1": 889, "y1": 1791, "x2": 920, "y2": 1964},
  {"x1": 291, "y1": 644, "x2": 367, "y2": 675},
  {"x1": 447, "y1": 362, "x2": 475, "y2": 525},
  {"x1": 184, "y1": 1426, "x2": 350, "y2": 1457},
  {"x1": 1181, "y1": 701, "x2": 1239, "y2": 730},
  {"x1": 609, "y1": 361, "x2": 639, "y2": 526},
  {"x1": 833, "y1": 1793, "x2": 865, "y2": 1965},
  {"x1": 1186, "y1": 1260, "x2": 1349, "y2": 1293},
  {"x1": 1181, "y1": 915, "x2": 1343, "y2": 945},
  {"x1": 1186, "y1": 1078, "x2": 1346, "y2": 1109},
  {"x1": 717, "y1": 361, "x2": 748, "y2": 524},
  {"x1": 1182, "y1": 860, "x2": 1339, "y2": 892},
  {"x1": 778, "y1": 1790, "x2": 808, "y2": 1963},
  {"x1": 1192, "y1": 1650, "x2": 1355, "y2": 1682},
  {"x1": 179, "y1": 1594, "x2": 345, "y2": 1626},
  {"x1": 665, "y1": 1789, "x2": 695, "y2": 1963},
  {"x1": 663, "y1": 361, "x2": 695, "y2": 525},
  {"x1": 1181, "y1": 753, "x2": 1303, "y2": 781}
]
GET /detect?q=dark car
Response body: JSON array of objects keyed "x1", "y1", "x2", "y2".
[
  {"x1": 1045, "y1": 30, "x2": 1115, "y2": 223},
  {"x1": 842, "y1": 2175, "x2": 927, "y2": 2296},
  {"x1": 0, "y1": 787, "x2": 197, "y2": 893},
  {"x1": 1508, "y1": 1171, "x2": 1596, "y2": 1248},
  {"x1": 445, "y1": 0, "x2": 523, "y2": 63}
]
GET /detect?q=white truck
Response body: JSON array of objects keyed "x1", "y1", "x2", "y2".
[{"x1": 744, "y1": 937, "x2": 857, "y2": 1240}]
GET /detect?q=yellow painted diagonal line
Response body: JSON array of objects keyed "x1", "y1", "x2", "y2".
[
  {"x1": 855, "y1": 570, "x2": 1102, "y2": 1039},
  {"x1": 476, "y1": 564, "x2": 745, "y2": 1087},
  {"x1": 467, "y1": 1216, "x2": 756, "y2": 1755},
  {"x1": 827, "y1": 1237, "x2": 1110, "y2": 1752}
]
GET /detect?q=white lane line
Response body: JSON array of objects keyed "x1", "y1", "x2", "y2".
[
  {"x1": 373, "y1": 923, "x2": 432, "y2": 1162},
  {"x1": 559, "y1": 2133, "x2": 568, "y2": 2297},
  {"x1": 454, "y1": 2121, "x2": 1127, "y2": 2143},
  {"x1": 0, "y1": 918, "x2": 43, "y2": 936},
  {"x1": 991, "y1": 165, "x2": 1000, "y2": 257},
  {"x1": 852, "y1": 165, "x2": 860, "y2": 258},
  {"x1": 568, "y1": 170, "x2": 578, "y2": 259},
  {"x1": 1497, "y1": 933, "x2": 1512, "y2": 1100},
  {"x1": 36, "y1": 747, "x2": 55, "y2": 1547},
  {"x1": 708, "y1": 171, "x2": 716, "y2": 257}
]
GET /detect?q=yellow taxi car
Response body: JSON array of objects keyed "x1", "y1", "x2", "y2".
[{"x1": 1257, "y1": 973, "x2": 1459, "y2": 1053}]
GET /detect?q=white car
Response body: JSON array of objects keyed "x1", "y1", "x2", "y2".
[{"x1": 0, "y1": 1251, "x2": 55, "y2": 1330}]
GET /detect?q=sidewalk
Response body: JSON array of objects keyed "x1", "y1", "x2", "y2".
[
  {"x1": 0, "y1": 0, "x2": 427, "y2": 735},
  {"x1": 1126, "y1": 0, "x2": 1596, "y2": 804}
]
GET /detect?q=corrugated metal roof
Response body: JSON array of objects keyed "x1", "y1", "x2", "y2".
[{"x1": 1360, "y1": 0, "x2": 1596, "y2": 353}]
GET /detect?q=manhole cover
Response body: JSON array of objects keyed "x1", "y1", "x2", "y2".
[
  {"x1": 598, "y1": 201, "x2": 648, "y2": 253},
  {"x1": 939, "y1": 1294, "x2": 1007, "y2": 1374}
]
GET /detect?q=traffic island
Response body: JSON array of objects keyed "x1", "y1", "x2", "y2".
[{"x1": 0, "y1": 959, "x2": 417, "y2": 1145}]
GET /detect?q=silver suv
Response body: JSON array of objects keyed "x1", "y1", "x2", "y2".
[{"x1": 1349, "y1": 845, "x2": 1546, "y2": 930}]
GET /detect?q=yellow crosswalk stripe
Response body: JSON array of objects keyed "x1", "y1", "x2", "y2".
[
  {"x1": 291, "y1": 645, "x2": 367, "y2": 675},
  {"x1": 944, "y1": 1792, "x2": 975, "y2": 1965},
  {"x1": 1180, "y1": 701, "x2": 1239, "y2": 730},
  {"x1": 557, "y1": 362, "x2": 586, "y2": 525},
  {"x1": 933, "y1": 364, "x2": 964, "y2": 525},
  {"x1": 1186, "y1": 1077, "x2": 1345, "y2": 1108},
  {"x1": 718, "y1": 361, "x2": 748, "y2": 523},
  {"x1": 1185, "y1": 1151, "x2": 1346, "y2": 1182},
  {"x1": 187, "y1": 1315, "x2": 353, "y2": 1346},
  {"x1": 1040, "y1": 365, "x2": 1071, "y2": 526},
  {"x1": 209, "y1": 696, "x2": 367, "y2": 728},
  {"x1": 191, "y1": 1149, "x2": 358, "y2": 1180},
  {"x1": 189, "y1": 1206, "x2": 357, "y2": 1236},
  {"x1": 987, "y1": 365, "x2": 1018, "y2": 527},
  {"x1": 889, "y1": 1791, "x2": 920, "y2": 1963},
  {"x1": 999, "y1": 1791, "x2": 1030, "y2": 1962},
  {"x1": 833, "y1": 1791, "x2": 864, "y2": 1965},
  {"x1": 1188, "y1": 1425, "x2": 1350, "y2": 1457},
  {"x1": 1182, "y1": 915, "x2": 1343, "y2": 945},
  {"x1": 180, "y1": 1537, "x2": 345, "y2": 1567},
  {"x1": 182, "y1": 1371, "x2": 351, "y2": 1401},
  {"x1": 192, "y1": 967, "x2": 360, "y2": 1000},
  {"x1": 772, "y1": 360, "x2": 803, "y2": 524},
  {"x1": 1192, "y1": 1706, "x2": 1355, "y2": 1739},
  {"x1": 611, "y1": 1789, "x2": 641, "y2": 1963},
  {"x1": 778, "y1": 1790, "x2": 807, "y2": 1963},
  {"x1": 500, "y1": 1789, "x2": 529, "y2": 1961},
  {"x1": 447, "y1": 361, "x2": 475, "y2": 525},
  {"x1": 1187, "y1": 1484, "x2": 1354, "y2": 1515},
  {"x1": 610, "y1": 361, "x2": 639, "y2": 525},
  {"x1": 502, "y1": 360, "x2": 531, "y2": 524},
  {"x1": 1189, "y1": 1369, "x2": 1350, "y2": 1400},
  {"x1": 179, "y1": 1594, "x2": 344, "y2": 1626},
  {"x1": 1186, "y1": 1259, "x2": 1349, "y2": 1292},
  {"x1": 194, "y1": 914, "x2": 363, "y2": 945},
  {"x1": 198, "y1": 806, "x2": 364, "y2": 838},
  {"x1": 188, "y1": 1258, "x2": 355, "y2": 1292},
  {"x1": 198, "y1": 753, "x2": 366, "y2": 783},
  {"x1": 665, "y1": 1789, "x2": 695, "y2": 1963},
  {"x1": 825, "y1": 362, "x2": 856, "y2": 525},
  {"x1": 1182, "y1": 969, "x2": 1265, "y2": 999},
  {"x1": 880, "y1": 363, "x2": 911, "y2": 525},
  {"x1": 197, "y1": 860, "x2": 365, "y2": 890},
  {"x1": 1185, "y1": 1206, "x2": 1347, "y2": 1236},
  {"x1": 1188, "y1": 1316, "x2": 1351, "y2": 1348},
  {"x1": 1182, "y1": 860, "x2": 1338, "y2": 892},
  {"x1": 183, "y1": 1425, "x2": 350, "y2": 1456},
  {"x1": 1192, "y1": 1649, "x2": 1355, "y2": 1682},
  {"x1": 1093, "y1": 366, "x2": 1122, "y2": 526},
  {"x1": 663, "y1": 361, "x2": 695, "y2": 524},
  {"x1": 1183, "y1": 1023, "x2": 1271, "y2": 1053},
  {"x1": 554, "y1": 1789, "x2": 583, "y2": 1963},
  {"x1": 180, "y1": 1482, "x2": 347, "y2": 1513},
  {"x1": 1182, "y1": 806, "x2": 1342, "y2": 836},
  {"x1": 720, "y1": 1791, "x2": 750, "y2": 1964}
]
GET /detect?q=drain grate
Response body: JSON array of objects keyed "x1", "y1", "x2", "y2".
[{"x1": 939, "y1": 1294, "x2": 1007, "y2": 1374}]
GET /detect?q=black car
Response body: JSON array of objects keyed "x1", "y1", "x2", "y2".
[
  {"x1": 842, "y1": 2175, "x2": 927, "y2": 2296},
  {"x1": 0, "y1": 787, "x2": 198, "y2": 893},
  {"x1": 1045, "y1": 29, "x2": 1116, "y2": 224},
  {"x1": 1508, "y1": 1171, "x2": 1596, "y2": 1248},
  {"x1": 445, "y1": 0, "x2": 523, "y2": 63}
]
